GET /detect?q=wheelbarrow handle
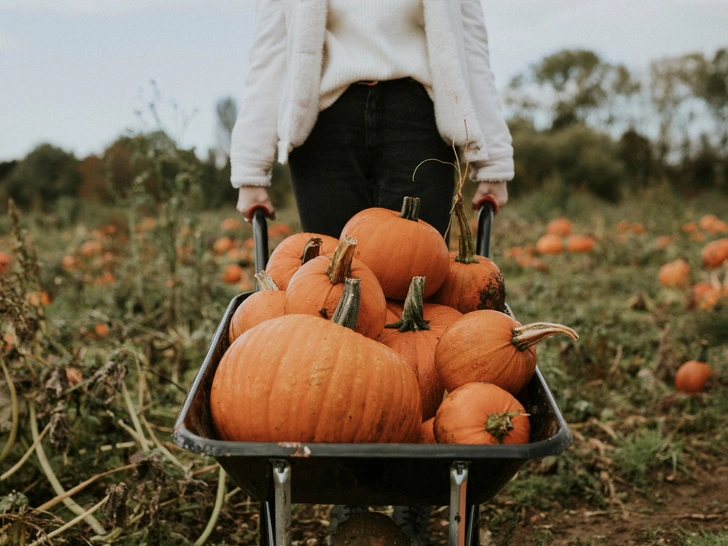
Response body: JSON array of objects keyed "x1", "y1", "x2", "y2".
[
  {"x1": 252, "y1": 207, "x2": 269, "y2": 274},
  {"x1": 475, "y1": 198, "x2": 495, "y2": 259}
]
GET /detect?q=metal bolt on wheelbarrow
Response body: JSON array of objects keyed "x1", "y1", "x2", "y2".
[{"x1": 172, "y1": 203, "x2": 573, "y2": 546}]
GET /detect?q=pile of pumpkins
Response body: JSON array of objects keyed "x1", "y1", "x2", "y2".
[{"x1": 209, "y1": 196, "x2": 578, "y2": 446}]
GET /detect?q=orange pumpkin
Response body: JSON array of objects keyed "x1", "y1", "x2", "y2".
[
  {"x1": 229, "y1": 271, "x2": 286, "y2": 342},
  {"x1": 535, "y1": 234, "x2": 564, "y2": 255},
  {"x1": 430, "y1": 198, "x2": 506, "y2": 313},
  {"x1": 285, "y1": 237, "x2": 387, "y2": 340},
  {"x1": 210, "y1": 278, "x2": 422, "y2": 443},
  {"x1": 565, "y1": 234, "x2": 595, "y2": 253},
  {"x1": 0, "y1": 251, "x2": 11, "y2": 275},
  {"x1": 658, "y1": 258, "x2": 691, "y2": 288},
  {"x1": 213, "y1": 236, "x2": 235, "y2": 256},
  {"x1": 433, "y1": 382, "x2": 530, "y2": 445},
  {"x1": 265, "y1": 233, "x2": 339, "y2": 290},
  {"x1": 698, "y1": 214, "x2": 720, "y2": 232},
  {"x1": 701, "y1": 238, "x2": 728, "y2": 269},
  {"x1": 546, "y1": 217, "x2": 572, "y2": 237},
  {"x1": 379, "y1": 277, "x2": 462, "y2": 420},
  {"x1": 221, "y1": 263, "x2": 244, "y2": 284},
  {"x1": 675, "y1": 344, "x2": 712, "y2": 393},
  {"x1": 434, "y1": 310, "x2": 578, "y2": 395},
  {"x1": 340, "y1": 196, "x2": 450, "y2": 300}
]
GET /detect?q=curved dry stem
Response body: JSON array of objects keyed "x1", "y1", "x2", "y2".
[
  {"x1": 34, "y1": 463, "x2": 138, "y2": 514},
  {"x1": 26, "y1": 495, "x2": 110, "y2": 546},
  {"x1": 512, "y1": 322, "x2": 579, "y2": 351},
  {"x1": 1, "y1": 422, "x2": 50, "y2": 482},
  {"x1": 193, "y1": 466, "x2": 227, "y2": 546},
  {"x1": 326, "y1": 237, "x2": 356, "y2": 285},
  {"x1": 121, "y1": 381, "x2": 151, "y2": 453},
  {"x1": 0, "y1": 355, "x2": 19, "y2": 465},
  {"x1": 140, "y1": 415, "x2": 186, "y2": 470},
  {"x1": 30, "y1": 402, "x2": 107, "y2": 536}
]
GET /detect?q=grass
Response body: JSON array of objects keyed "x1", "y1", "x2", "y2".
[{"x1": 1, "y1": 181, "x2": 728, "y2": 544}]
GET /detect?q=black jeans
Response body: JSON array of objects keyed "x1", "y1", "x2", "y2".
[{"x1": 288, "y1": 78, "x2": 457, "y2": 238}]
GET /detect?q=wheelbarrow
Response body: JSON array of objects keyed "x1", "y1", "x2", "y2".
[{"x1": 172, "y1": 203, "x2": 573, "y2": 546}]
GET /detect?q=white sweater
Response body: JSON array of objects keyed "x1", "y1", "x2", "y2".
[
  {"x1": 230, "y1": 0, "x2": 514, "y2": 187},
  {"x1": 319, "y1": 0, "x2": 432, "y2": 110}
]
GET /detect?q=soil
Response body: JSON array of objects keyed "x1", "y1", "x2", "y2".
[{"x1": 281, "y1": 463, "x2": 728, "y2": 545}]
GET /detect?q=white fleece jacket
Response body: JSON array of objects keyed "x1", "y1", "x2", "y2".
[{"x1": 229, "y1": 0, "x2": 514, "y2": 188}]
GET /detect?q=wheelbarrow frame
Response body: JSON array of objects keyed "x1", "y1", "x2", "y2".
[{"x1": 172, "y1": 205, "x2": 573, "y2": 545}]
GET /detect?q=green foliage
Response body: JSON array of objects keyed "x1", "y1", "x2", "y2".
[
  {"x1": 0, "y1": 144, "x2": 80, "y2": 211},
  {"x1": 510, "y1": 121, "x2": 626, "y2": 202}
]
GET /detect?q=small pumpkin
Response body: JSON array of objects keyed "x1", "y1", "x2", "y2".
[
  {"x1": 546, "y1": 217, "x2": 572, "y2": 237},
  {"x1": 340, "y1": 196, "x2": 450, "y2": 300},
  {"x1": 535, "y1": 234, "x2": 564, "y2": 255},
  {"x1": 229, "y1": 271, "x2": 287, "y2": 342},
  {"x1": 0, "y1": 251, "x2": 11, "y2": 275},
  {"x1": 434, "y1": 309, "x2": 579, "y2": 395},
  {"x1": 658, "y1": 258, "x2": 691, "y2": 289},
  {"x1": 210, "y1": 278, "x2": 422, "y2": 443},
  {"x1": 380, "y1": 277, "x2": 463, "y2": 420},
  {"x1": 565, "y1": 234, "x2": 595, "y2": 253},
  {"x1": 285, "y1": 236, "x2": 387, "y2": 339},
  {"x1": 221, "y1": 263, "x2": 244, "y2": 284},
  {"x1": 430, "y1": 196, "x2": 506, "y2": 313},
  {"x1": 701, "y1": 238, "x2": 728, "y2": 269},
  {"x1": 675, "y1": 343, "x2": 712, "y2": 393},
  {"x1": 433, "y1": 382, "x2": 530, "y2": 445},
  {"x1": 265, "y1": 233, "x2": 339, "y2": 290}
]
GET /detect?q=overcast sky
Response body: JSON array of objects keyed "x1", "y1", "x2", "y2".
[{"x1": 1, "y1": 0, "x2": 727, "y2": 162}]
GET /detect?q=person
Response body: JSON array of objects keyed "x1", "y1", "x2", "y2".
[
  {"x1": 227, "y1": 0, "x2": 514, "y2": 542},
  {"x1": 230, "y1": 0, "x2": 514, "y2": 239}
]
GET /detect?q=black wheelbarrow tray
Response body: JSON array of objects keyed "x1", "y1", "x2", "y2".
[{"x1": 172, "y1": 205, "x2": 573, "y2": 546}]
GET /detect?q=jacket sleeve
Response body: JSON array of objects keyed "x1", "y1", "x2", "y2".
[
  {"x1": 459, "y1": 0, "x2": 514, "y2": 182},
  {"x1": 229, "y1": 0, "x2": 287, "y2": 188}
]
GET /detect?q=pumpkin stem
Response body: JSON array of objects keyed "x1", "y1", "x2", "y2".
[
  {"x1": 385, "y1": 276, "x2": 431, "y2": 332},
  {"x1": 254, "y1": 270, "x2": 279, "y2": 291},
  {"x1": 511, "y1": 322, "x2": 579, "y2": 351},
  {"x1": 326, "y1": 236, "x2": 356, "y2": 284},
  {"x1": 452, "y1": 196, "x2": 478, "y2": 264},
  {"x1": 399, "y1": 196, "x2": 421, "y2": 222},
  {"x1": 486, "y1": 410, "x2": 528, "y2": 444},
  {"x1": 300, "y1": 236, "x2": 324, "y2": 265},
  {"x1": 332, "y1": 278, "x2": 360, "y2": 330}
]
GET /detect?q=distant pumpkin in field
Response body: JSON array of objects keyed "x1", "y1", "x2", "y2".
[
  {"x1": 546, "y1": 217, "x2": 572, "y2": 237},
  {"x1": 658, "y1": 258, "x2": 691, "y2": 289},
  {"x1": 701, "y1": 238, "x2": 728, "y2": 269},
  {"x1": 535, "y1": 234, "x2": 564, "y2": 255},
  {"x1": 222, "y1": 263, "x2": 244, "y2": 284},
  {"x1": 565, "y1": 234, "x2": 595, "y2": 253},
  {"x1": 0, "y1": 251, "x2": 10, "y2": 275}
]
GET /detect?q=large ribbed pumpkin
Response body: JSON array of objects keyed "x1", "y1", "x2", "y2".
[
  {"x1": 431, "y1": 198, "x2": 506, "y2": 313},
  {"x1": 435, "y1": 310, "x2": 578, "y2": 395},
  {"x1": 285, "y1": 236, "x2": 387, "y2": 339},
  {"x1": 265, "y1": 232, "x2": 339, "y2": 289},
  {"x1": 210, "y1": 279, "x2": 422, "y2": 443},
  {"x1": 340, "y1": 196, "x2": 450, "y2": 300},
  {"x1": 434, "y1": 382, "x2": 530, "y2": 445},
  {"x1": 379, "y1": 277, "x2": 462, "y2": 421}
]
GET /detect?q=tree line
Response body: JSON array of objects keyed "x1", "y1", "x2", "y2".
[{"x1": 1, "y1": 46, "x2": 726, "y2": 213}]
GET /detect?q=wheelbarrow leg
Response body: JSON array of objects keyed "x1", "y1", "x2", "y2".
[
  {"x1": 449, "y1": 461, "x2": 472, "y2": 546},
  {"x1": 260, "y1": 459, "x2": 292, "y2": 546}
]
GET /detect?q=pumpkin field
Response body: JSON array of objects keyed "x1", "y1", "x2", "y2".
[{"x1": 1, "y1": 181, "x2": 728, "y2": 546}]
